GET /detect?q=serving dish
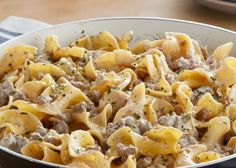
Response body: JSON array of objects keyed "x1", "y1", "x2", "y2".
[
  {"x1": 194, "y1": 0, "x2": 236, "y2": 15},
  {"x1": 0, "y1": 17, "x2": 236, "y2": 168}
]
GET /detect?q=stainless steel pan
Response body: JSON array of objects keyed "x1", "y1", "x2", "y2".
[{"x1": 0, "y1": 17, "x2": 236, "y2": 168}]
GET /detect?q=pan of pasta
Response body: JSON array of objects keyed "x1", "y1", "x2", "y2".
[{"x1": 0, "y1": 17, "x2": 236, "y2": 168}]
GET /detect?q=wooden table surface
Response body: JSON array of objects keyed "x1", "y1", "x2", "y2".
[{"x1": 0, "y1": 0, "x2": 235, "y2": 31}]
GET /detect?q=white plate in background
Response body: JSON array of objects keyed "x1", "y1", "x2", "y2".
[{"x1": 194, "y1": 0, "x2": 236, "y2": 14}]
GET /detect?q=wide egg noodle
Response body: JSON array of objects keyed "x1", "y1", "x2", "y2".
[
  {"x1": 195, "y1": 93, "x2": 223, "y2": 121},
  {"x1": 113, "y1": 83, "x2": 146, "y2": 122},
  {"x1": 44, "y1": 35, "x2": 85, "y2": 60},
  {"x1": 12, "y1": 78, "x2": 88, "y2": 116},
  {"x1": 73, "y1": 104, "x2": 112, "y2": 135},
  {"x1": 0, "y1": 45, "x2": 37, "y2": 77},
  {"x1": 162, "y1": 32, "x2": 196, "y2": 61},
  {"x1": 178, "y1": 68, "x2": 212, "y2": 89},
  {"x1": 174, "y1": 144, "x2": 207, "y2": 167},
  {"x1": 196, "y1": 151, "x2": 221, "y2": 163},
  {"x1": 21, "y1": 140, "x2": 62, "y2": 164},
  {"x1": 94, "y1": 49, "x2": 136, "y2": 72},
  {"x1": 28, "y1": 61, "x2": 66, "y2": 79},
  {"x1": 197, "y1": 116, "x2": 230, "y2": 144},
  {"x1": 84, "y1": 56, "x2": 98, "y2": 80},
  {"x1": 172, "y1": 82, "x2": 193, "y2": 113},
  {"x1": 213, "y1": 42, "x2": 233, "y2": 62},
  {"x1": 0, "y1": 110, "x2": 42, "y2": 135},
  {"x1": 68, "y1": 150, "x2": 109, "y2": 168},
  {"x1": 107, "y1": 126, "x2": 182, "y2": 156},
  {"x1": 21, "y1": 81, "x2": 48, "y2": 102},
  {"x1": 91, "y1": 68, "x2": 135, "y2": 96},
  {"x1": 216, "y1": 57, "x2": 236, "y2": 87}
]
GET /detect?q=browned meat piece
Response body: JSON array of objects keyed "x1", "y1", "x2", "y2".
[
  {"x1": 179, "y1": 134, "x2": 198, "y2": 148},
  {"x1": 208, "y1": 144, "x2": 233, "y2": 157},
  {"x1": 34, "y1": 54, "x2": 51, "y2": 63},
  {"x1": 106, "y1": 116, "x2": 152, "y2": 136},
  {"x1": 137, "y1": 157, "x2": 152, "y2": 168},
  {"x1": 29, "y1": 126, "x2": 61, "y2": 146},
  {"x1": 29, "y1": 126, "x2": 48, "y2": 141},
  {"x1": 51, "y1": 120, "x2": 69, "y2": 134},
  {"x1": 221, "y1": 146, "x2": 234, "y2": 156},
  {"x1": 0, "y1": 81, "x2": 15, "y2": 106},
  {"x1": 195, "y1": 108, "x2": 209, "y2": 121},
  {"x1": 170, "y1": 57, "x2": 209, "y2": 73},
  {"x1": 117, "y1": 143, "x2": 137, "y2": 162},
  {"x1": 106, "y1": 120, "x2": 126, "y2": 137},
  {"x1": 158, "y1": 112, "x2": 198, "y2": 136},
  {"x1": 72, "y1": 101, "x2": 87, "y2": 113},
  {"x1": 165, "y1": 73, "x2": 177, "y2": 84},
  {"x1": 29, "y1": 132, "x2": 43, "y2": 141},
  {"x1": 136, "y1": 119, "x2": 152, "y2": 135},
  {"x1": 43, "y1": 137, "x2": 60, "y2": 146},
  {"x1": 13, "y1": 91, "x2": 29, "y2": 101},
  {"x1": 206, "y1": 55, "x2": 218, "y2": 69},
  {"x1": 158, "y1": 114, "x2": 177, "y2": 127},
  {"x1": 145, "y1": 82, "x2": 157, "y2": 90},
  {"x1": 57, "y1": 112, "x2": 73, "y2": 124},
  {"x1": 42, "y1": 129, "x2": 60, "y2": 146},
  {"x1": 35, "y1": 126, "x2": 47, "y2": 136},
  {"x1": 94, "y1": 73, "x2": 106, "y2": 85},
  {"x1": 170, "y1": 57, "x2": 193, "y2": 73},
  {"x1": 86, "y1": 89, "x2": 100, "y2": 105},
  {"x1": 122, "y1": 116, "x2": 136, "y2": 129},
  {"x1": 72, "y1": 101, "x2": 97, "y2": 117},
  {"x1": 70, "y1": 80, "x2": 91, "y2": 90},
  {"x1": 36, "y1": 95, "x2": 53, "y2": 104},
  {"x1": 86, "y1": 144, "x2": 101, "y2": 151},
  {"x1": 0, "y1": 134, "x2": 29, "y2": 153},
  {"x1": 191, "y1": 86, "x2": 214, "y2": 104}
]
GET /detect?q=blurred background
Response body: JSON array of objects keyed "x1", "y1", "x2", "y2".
[{"x1": 0, "y1": 0, "x2": 235, "y2": 31}]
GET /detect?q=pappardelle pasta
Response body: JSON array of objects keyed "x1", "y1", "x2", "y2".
[{"x1": 0, "y1": 31, "x2": 235, "y2": 168}]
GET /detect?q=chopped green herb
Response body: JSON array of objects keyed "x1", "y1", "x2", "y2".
[
  {"x1": 181, "y1": 113, "x2": 191, "y2": 121},
  {"x1": 74, "y1": 148, "x2": 80, "y2": 153},
  {"x1": 229, "y1": 84, "x2": 234, "y2": 88},
  {"x1": 27, "y1": 60, "x2": 31, "y2": 65},
  {"x1": 223, "y1": 121, "x2": 228, "y2": 125},
  {"x1": 24, "y1": 131, "x2": 30, "y2": 135},
  {"x1": 20, "y1": 112, "x2": 28, "y2": 115},
  {"x1": 210, "y1": 76, "x2": 216, "y2": 81},
  {"x1": 9, "y1": 105, "x2": 18, "y2": 110},
  {"x1": 107, "y1": 89, "x2": 111, "y2": 94},
  {"x1": 59, "y1": 61, "x2": 66, "y2": 65},
  {"x1": 51, "y1": 84, "x2": 67, "y2": 94},
  {"x1": 133, "y1": 113, "x2": 141, "y2": 120}
]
